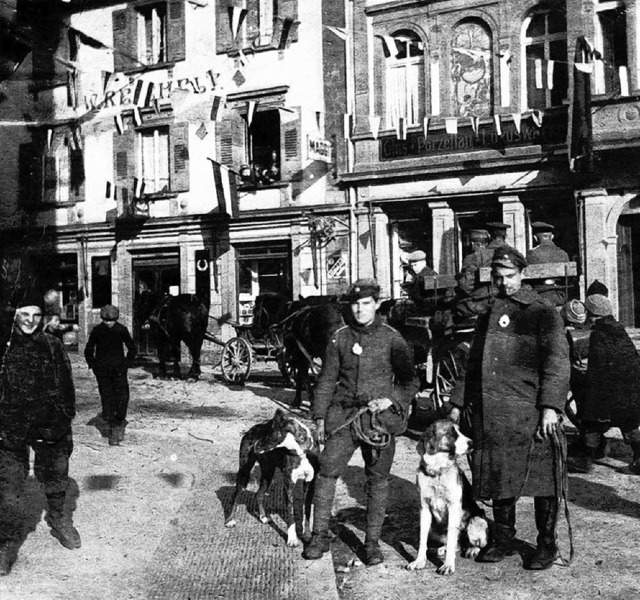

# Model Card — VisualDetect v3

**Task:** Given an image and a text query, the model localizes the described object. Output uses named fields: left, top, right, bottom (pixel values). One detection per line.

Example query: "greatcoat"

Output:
left=450, top=287, right=570, bottom=500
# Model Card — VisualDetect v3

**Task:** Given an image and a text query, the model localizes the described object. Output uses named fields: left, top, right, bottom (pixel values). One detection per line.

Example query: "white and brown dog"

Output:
left=225, top=409, right=319, bottom=547
left=407, top=419, right=489, bottom=575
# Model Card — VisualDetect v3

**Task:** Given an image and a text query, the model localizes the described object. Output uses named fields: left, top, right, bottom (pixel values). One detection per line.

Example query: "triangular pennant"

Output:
left=511, top=113, right=521, bottom=134
left=133, top=177, right=145, bottom=198
left=133, top=106, right=142, bottom=127
left=396, top=116, right=406, bottom=140
left=574, top=62, right=593, bottom=73
left=531, top=109, right=543, bottom=128
left=423, top=116, right=429, bottom=139
left=493, top=114, right=502, bottom=136
left=47, top=128, right=53, bottom=148
left=534, top=58, right=543, bottom=89
left=210, top=95, right=222, bottom=121
left=231, top=5, right=246, bottom=39
left=114, top=114, right=125, bottom=135
left=445, top=118, right=458, bottom=135
left=369, top=115, right=381, bottom=140
left=469, top=116, right=479, bottom=136
left=278, top=107, right=298, bottom=124
left=381, top=35, right=399, bottom=58
left=153, top=98, right=162, bottom=115
left=315, top=110, right=322, bottom=131
left=619, top=66, right=629, bottom=96
left=324, top=25, right=346, bottom=41
left=246, top=100, right=257, bottom=127
left=547, top=60, right=555, bottom=90
left=105, top=181, right=112, bottom=199
left=71, top=126, right=83, bottom=151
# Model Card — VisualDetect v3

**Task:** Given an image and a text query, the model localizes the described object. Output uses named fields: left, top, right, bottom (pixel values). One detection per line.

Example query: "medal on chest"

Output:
left=498, top=314, right=510, bottom=328
left=352, top=342, right=363, bottom=355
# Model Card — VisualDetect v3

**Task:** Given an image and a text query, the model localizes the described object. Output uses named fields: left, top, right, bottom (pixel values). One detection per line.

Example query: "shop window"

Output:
left=383, top=30, right=425, bottom=129
left=524, top=5, right=568, bottom=109
left=112, top=0, right=185, bottom=72
left=451, top=20, right=493, bottom=117
left=594, top=1, right=627, bottom=94
left=139, top=126, right=170, bottom=193
left=91, top=257, right=112, bottom=308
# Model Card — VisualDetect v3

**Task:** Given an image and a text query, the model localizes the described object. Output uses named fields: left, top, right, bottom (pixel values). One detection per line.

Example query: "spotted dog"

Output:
left=225, top=409, right=319, bottom=547
left=407, top=419, right=489, bottom=575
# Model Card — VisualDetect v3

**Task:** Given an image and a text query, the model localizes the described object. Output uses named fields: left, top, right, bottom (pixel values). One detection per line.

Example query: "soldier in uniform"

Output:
left=487, top=222, right=511, bottom=249
left=405, top=250, right=437, bottom=313
left=462, top=229, right=494, bottom=269
left=526, top=222, right=570, bottom=307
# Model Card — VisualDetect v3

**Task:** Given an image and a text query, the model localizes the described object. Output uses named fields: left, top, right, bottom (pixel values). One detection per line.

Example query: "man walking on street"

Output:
left=303, top=279, right=418, bottom=565
left=449, top=246, right=570, bottom=570
left=0, top=291, right=81, bottom=575
left=85, top=304, right=137, bottom=446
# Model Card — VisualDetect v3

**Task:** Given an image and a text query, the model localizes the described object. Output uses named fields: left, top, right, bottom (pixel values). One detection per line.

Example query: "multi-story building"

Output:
left=0, top=0, right=349, bottom=349
left=343, top=0, right=640, bottom=326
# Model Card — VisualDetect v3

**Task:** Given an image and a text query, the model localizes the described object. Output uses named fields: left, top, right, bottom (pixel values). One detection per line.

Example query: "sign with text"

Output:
left=379, top=112, right=567, bottom=160
left=307, top=136, right=333, bottom=163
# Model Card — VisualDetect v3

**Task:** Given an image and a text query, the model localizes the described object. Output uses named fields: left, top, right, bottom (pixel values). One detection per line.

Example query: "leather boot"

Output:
left=568, top=446, right=594, bottom=473
left=476, top=498, right=516, bottom=563
left=108, top=425, right=120, bottom=446
left=528, top=496, right=558, bottom=570
left=303, top=475, right=336, bottom=560
left=364, top=479, right=389, bottom=565
left=46, top=493, right=81, bottom=550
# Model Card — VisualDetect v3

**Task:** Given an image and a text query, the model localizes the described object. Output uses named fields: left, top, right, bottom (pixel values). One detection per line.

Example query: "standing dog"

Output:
left=225, top=409, right=319, bottom=547
left=407, top=419, right=489, bottom=575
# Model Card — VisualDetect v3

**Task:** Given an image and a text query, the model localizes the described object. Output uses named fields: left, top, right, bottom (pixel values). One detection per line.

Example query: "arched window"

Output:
left=524, top=5, right=568, bottom=109
left=384, top=30, right=425, bottom=129
left=450, top=20, right=493, bottom=117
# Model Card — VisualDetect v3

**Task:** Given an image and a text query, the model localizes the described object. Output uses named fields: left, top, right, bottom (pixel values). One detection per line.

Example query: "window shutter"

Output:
left=245, top=0, right=259, bottom=46
left=167, top=1, right=186, bottom=63
left=280, top=105, right=301, bottom=182
left=70, top=148, right=85, bottom=200
left=216, top=111, right=245, bottom=169
left=216, top=1, right=233, bottom=54
left=32, top=18, right=66, bottom=84
left=113, top=127, right=135, bottom=215
left=18, top=142, right=39, bottom=208
left=278, top=0, right=299, bottom=44
left=170, top=122, right=190, bottom=192
left=112, top=8, right=138, bottom=72
left=42, top=133, right=60, bottom=204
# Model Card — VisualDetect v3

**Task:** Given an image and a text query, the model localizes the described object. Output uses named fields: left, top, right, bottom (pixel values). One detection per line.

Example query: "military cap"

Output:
left=469, top=229, right=490, bottom=242
left=15, top=290, right=44, bottom=311
left=100, top=304, right=120, bottom=321
left=407, top=250, right=427, bottom=263
left=586, top=279, right=609, bottom=298
left=585, top=294, right=612, bottom=317
left=491, top=245, right=527, bottom=270
left=561, top=299, right=587, bottom=325
left=487, top=222, right=511, bottom=232
left=346, top=278, right=381, bottom=302
left=531, top=221, right=555, bottom=233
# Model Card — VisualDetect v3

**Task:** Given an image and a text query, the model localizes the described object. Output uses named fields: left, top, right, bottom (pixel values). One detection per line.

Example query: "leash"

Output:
left=551, top=426, right=574, bottom=566
left=329, top=406, right=391, bottom=449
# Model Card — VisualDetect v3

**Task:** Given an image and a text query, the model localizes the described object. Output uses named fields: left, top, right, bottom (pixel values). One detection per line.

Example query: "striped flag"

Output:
left=209, top=158, right=239, bottom=218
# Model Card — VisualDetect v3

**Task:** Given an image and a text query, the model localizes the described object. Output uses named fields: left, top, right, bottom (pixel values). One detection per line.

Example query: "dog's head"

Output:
left=417, top=419, right=472, bottom=459
left=254, top=409, right=317, bottom=456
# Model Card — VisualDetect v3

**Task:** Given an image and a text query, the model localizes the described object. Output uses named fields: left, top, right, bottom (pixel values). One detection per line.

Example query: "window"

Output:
left=243, top=109, right=281, bottom=186
left=524, top=5, right=568, bottom=109
left=258, top=0, right=276, bottom=46
left=451, top=20, right=493, bottom=117
left=139, top=127, right=170, bottom=193
left=594, top=1, right=628, bottom=94
left=384, top=30, right=424, bottom=129
left=92, top=257, right=112, bottom=308
left=138, top=3, right=167, bottom=64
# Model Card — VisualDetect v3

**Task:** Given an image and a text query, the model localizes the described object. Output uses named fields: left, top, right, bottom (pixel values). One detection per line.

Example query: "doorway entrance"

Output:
left=132, top=252, right=180, bottom=355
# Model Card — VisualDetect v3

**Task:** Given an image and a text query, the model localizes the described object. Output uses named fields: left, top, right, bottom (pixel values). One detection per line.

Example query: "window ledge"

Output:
left=139, top=192, right=178, bottom=201
left=238, top=182, right=288, bottom=192
left=124, top=61, right=178, bottom=75
left=37, top=201, right=80, bottom=209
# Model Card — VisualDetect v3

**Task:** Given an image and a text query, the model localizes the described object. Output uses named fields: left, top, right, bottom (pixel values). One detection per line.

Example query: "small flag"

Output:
left=246, top=100, right=257, bottom=127
left=71, top=127, right=83, bottom=151
left=69, top=131, right=78, bottom=151
left=369, top=115, right=381, bottom=140
left=143, top=82, right=154, bottom=107
left=324, top=25, right=347, bottom=41
left=575, top=62, right=593, bottom=73
left=153, top=98, right=162, bottom=115
left=133, top=177, right=145, bottom=198
left=231, top=5, right=246, bottom=39
left=210, top=95, right=222, bottom=121
left=445, top=118, right=458, bottom=135
left=115, top=114, right=125, bottom=135
left=493, top=114, right=502, bottom=136
left=209, top=158, right=239, bottom=218
left=344, top=114, right=353, bottom=139
left=423, top=116, right=429, bottom=139
left=132, top=79, right=146, bottom=105
left=133, top=106, right=142, bottom=127
left=47, top=128, right=53, bottom=148
left=547, top=60, right=555, bottom=89
left=535, top=59, right=543, bottom=89
left=196, top=122, right=208, bottom=140
left=315, top=111, right=322, bottom=132
left=278, top=107, right=298, bottom=123
left=396, top=117, right=406, bottom=140
left=531, top=109, right=543, bottom=128
left=469, top=116, right=479, bottom=136
left=512, top=113, right=521, bottom=134
left=105, top=181, right=112, bottom=198
left=382, top=35, right=399, bottom=58
left=619, top=66, right=629, bottom=96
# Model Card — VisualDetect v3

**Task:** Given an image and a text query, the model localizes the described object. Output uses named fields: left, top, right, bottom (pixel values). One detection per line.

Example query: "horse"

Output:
left=137, top=292, right=210, bottom=381
left=284, top=298, right=346, bottom=408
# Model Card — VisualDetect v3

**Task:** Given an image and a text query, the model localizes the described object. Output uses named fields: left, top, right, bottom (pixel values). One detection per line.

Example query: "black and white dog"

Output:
left=407, top=419, right=489, bottom=575
left=225, top=409, right=319, bottom=547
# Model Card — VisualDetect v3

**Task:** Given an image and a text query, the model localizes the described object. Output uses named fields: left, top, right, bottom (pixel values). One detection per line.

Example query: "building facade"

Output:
left=0, top=0, right=350, bottom=350
left=343, top=0, right=640, bottom=326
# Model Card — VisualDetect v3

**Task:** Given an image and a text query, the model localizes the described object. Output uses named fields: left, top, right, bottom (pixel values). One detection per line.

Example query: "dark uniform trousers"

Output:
left=313, top=427, right=396, bottom=544
left=0, top=429, right=73, bottom=541
left=94, top=365, right=130, bottom=426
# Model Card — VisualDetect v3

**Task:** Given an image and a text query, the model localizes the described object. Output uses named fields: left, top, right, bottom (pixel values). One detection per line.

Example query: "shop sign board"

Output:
left=379, top=111, right=567, bottom=160
left=308, top=136, right=333, bottom=163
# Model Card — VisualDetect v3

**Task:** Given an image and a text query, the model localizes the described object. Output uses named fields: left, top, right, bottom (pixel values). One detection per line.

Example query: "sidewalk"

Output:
left=0, top=355, right=338, bottom=600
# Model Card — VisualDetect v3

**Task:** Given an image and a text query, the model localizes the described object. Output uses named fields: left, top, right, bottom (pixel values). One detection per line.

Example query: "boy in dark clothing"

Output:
left=0, top=292, right=80, bottom=575
left=84, top=304, right=137, bottom=446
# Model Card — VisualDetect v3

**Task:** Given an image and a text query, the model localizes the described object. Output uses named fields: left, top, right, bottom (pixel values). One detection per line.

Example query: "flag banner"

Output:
left=369, top=115, right=381, bottom=140
left=469, top=116, right=479, bottom=135
left=381, top=35, right=399, bottom=58
left=445, top=118, right=458, bottom=135
left=396, top=117, right=407, bottom=140
left=105, top=181, right=112, bottom=198
left=69, top=27, right=108, bottom=50
left=70, top=127, right=82, bottom=151
left=547, top=60, right=554, bottom=89
left=493, top=114, right=502, bottom=136
left=47, top=128, right=53, bottom=148
left=143, top=82, right=154, bottom=107
left=512, top=113, right=521, bottom=133
left=324, top=25, right=347, bottom=41
left=278, top=107, right=298, bottom=124
left=133, top=106, right=142, bottom=127
left=231, top=5, right=246, bottom=39
left=315, top=110, right=322, bottom=131
left=210, top=95, right=222, bottom=121
left=246, top=100, right=257, bottom=127
left=423, top=116, right=429, bottom=139
left=153, top=98, right=161, bottom=115
left=531, top=109, right=543, bottom=128
left=114, top=114, right=125, bottom=135
left=196, top=122, right=208, bottom=140
left=209, top=158, right=239, bottom=218
left=535, top=59, right=543, bottom=89
left=133, top=177, right=145, bottom=198
left=343, top=113, right=353, bottom=139
left=619, top=66, right=629, bottom=96
left=568, top=36, right=593, bottom=172
left=132, top=79, right=146, bottom=105
left=575, top=62, right=593, bottom=73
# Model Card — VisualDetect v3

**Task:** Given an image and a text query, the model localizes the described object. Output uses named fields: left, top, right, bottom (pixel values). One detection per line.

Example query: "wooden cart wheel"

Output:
left=221, top=337, right=253, bottom=384
left=433, top=349, right=459, bottom=412
left=565, top=390, right=581, bottom=430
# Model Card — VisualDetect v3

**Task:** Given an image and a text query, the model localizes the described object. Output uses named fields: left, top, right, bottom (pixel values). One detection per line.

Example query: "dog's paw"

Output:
left=436, top=547, right=446, bottom=559
left=407, top=558, right=428, bottom=571
left=225, top=519, right=236, bottom=528
left=259, top=516, right=270, bottom=524
left=463, top=546, right=481, bottom=559
left=436, top=561, right=456, bottom=576
left=287, top=524, right=300, bottom=547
